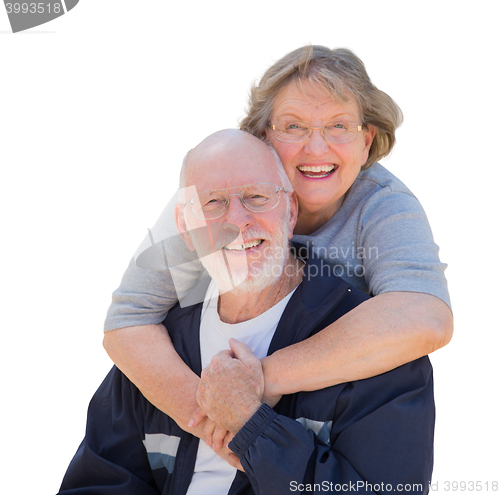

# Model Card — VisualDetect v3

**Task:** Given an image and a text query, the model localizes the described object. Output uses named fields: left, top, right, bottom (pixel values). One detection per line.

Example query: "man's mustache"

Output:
left=189, top=223, right=242, bottom=257
left=135, top=223, right=242, bottom=270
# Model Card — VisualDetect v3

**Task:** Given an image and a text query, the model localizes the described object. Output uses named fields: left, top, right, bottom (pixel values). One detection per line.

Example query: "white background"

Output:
left=1, top=1, right=498, bottom=493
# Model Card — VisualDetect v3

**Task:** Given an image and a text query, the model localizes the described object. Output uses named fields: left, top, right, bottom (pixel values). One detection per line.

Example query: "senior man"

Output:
left=59, top=130, right=434, bottom=495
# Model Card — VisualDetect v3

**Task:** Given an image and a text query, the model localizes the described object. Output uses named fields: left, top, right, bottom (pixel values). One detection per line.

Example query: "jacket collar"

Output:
left=268, top=243, right=351, bottom=355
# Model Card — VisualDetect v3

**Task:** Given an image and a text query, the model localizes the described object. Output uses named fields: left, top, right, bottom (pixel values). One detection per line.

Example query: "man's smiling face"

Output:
left=178, top=130, right=297, bottom=293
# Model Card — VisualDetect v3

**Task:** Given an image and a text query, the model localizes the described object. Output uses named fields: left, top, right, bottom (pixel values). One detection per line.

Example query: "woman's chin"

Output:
left=298, top=189, right=343, bottom=212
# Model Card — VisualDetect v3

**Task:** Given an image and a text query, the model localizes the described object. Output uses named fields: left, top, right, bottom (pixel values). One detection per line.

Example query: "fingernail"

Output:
left=188, top=419, right=194, bottom=427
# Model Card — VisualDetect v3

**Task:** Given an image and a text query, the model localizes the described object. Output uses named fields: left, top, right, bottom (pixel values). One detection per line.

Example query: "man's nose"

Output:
left=305, top=128, right=330, bottom=155
left=223, top=194, right=254, bottom=229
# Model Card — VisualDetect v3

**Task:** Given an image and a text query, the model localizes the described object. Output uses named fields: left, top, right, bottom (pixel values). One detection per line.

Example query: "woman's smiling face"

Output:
left=267, top=80, right=375, bottom=221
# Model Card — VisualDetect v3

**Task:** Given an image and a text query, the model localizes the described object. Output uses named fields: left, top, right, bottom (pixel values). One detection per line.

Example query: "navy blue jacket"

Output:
left=59, top=255, right=435, bottom=494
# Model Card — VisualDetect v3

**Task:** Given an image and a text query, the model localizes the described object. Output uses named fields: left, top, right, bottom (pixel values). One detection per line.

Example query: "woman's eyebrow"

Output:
left=274, top=111, right=305, bottom=121
left=325, top=113, right=357, bottom=121
left=275, top=111, right=357, bottom=121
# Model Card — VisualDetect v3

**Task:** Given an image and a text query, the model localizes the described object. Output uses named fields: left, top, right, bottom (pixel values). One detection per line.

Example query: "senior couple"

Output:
left=59, top=46, right=452, bottom=494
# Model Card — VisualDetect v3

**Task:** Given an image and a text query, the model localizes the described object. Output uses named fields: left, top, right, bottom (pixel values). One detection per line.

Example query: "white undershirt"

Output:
left=186, top=281, right=295, bottom=495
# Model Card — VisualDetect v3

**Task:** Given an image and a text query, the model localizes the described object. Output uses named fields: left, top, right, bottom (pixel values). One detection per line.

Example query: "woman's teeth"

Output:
left=224, top=239, right=263, bottom=251
left=297, top=165, right=336, bottom=178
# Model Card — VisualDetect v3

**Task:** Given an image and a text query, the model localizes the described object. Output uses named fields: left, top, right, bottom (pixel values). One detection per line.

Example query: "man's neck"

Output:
left=217, top=254, right=304, bottom=324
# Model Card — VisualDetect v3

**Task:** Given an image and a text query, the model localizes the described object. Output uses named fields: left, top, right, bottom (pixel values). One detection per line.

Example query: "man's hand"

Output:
left=196, top=339, right=264, bottom=434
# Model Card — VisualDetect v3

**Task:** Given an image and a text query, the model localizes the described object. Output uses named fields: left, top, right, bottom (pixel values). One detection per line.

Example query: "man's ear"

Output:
left=288, top=191, right=299, bottom=240
left=174, top=203, right=196, bottom=251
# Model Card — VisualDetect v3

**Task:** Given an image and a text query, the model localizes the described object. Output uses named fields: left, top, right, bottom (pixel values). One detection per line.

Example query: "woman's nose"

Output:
left=305, top=128, right=330, bottom=155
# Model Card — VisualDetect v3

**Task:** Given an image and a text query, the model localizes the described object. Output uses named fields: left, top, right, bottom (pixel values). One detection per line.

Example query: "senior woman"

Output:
left=103, top=46, right=452, bottom=446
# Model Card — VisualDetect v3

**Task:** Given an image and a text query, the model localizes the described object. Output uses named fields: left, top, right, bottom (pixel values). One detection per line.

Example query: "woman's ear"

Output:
left=363, top=124, right=377, bottom=161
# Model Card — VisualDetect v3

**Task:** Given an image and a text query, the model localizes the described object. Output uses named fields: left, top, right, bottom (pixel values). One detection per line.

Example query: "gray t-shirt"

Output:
left=104, top=163, right=450, bottom=332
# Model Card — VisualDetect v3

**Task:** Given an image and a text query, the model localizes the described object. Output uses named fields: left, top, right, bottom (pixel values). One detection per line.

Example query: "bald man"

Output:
left=59, top=130, right=434, bottom=495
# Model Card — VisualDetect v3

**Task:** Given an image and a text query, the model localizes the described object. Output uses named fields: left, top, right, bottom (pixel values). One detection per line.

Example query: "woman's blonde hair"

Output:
left=239, top=45, right=403, bottom=169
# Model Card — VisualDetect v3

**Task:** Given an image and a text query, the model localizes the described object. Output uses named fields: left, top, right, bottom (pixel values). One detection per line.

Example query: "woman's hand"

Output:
left=189, top=408, right=230, bottom=450
left=214, top=432, right=244, bottom=472
left=189, top=409, right=243, bottom=471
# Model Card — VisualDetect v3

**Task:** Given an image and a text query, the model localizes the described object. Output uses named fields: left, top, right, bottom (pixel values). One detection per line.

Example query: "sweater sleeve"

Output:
left=104, top=192, right=205, bottom=332
left=229, top=357, right=434, bottom=495
left=104, top=259, right=179, bottom=332
left=359, top=186, right=451, bottom=309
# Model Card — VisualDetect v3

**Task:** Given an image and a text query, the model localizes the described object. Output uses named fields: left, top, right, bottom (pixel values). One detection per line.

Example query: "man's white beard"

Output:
left=190, top=213, right=290, bottom=295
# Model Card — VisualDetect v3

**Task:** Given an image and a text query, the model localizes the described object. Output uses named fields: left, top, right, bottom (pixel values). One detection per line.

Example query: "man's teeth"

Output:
left=224, top=239, right=264, bottom=251
left=297, top=165, right=336, bottom=178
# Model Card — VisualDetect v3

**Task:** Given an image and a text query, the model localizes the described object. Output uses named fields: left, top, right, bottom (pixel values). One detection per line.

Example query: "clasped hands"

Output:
left=188, top=339, right=281, bottom=471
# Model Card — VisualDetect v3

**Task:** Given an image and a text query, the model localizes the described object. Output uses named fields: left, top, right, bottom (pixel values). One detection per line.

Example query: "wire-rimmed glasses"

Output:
left=183, top=182, right=286, bottom=220
left=269, top=121, right=363, bottom=144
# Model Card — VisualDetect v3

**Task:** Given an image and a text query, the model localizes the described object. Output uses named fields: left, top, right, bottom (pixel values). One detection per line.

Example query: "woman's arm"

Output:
left=261, top=291, right=452, bottom=401
left=103, top=324, right=202, bottom=434
left=103, top=325, right=244, bottom=465
left=104, top=290, right=452, bottom=427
